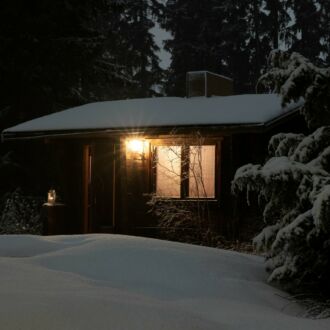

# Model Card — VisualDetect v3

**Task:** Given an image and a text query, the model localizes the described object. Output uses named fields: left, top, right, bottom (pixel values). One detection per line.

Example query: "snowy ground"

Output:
left=0, top=234, right=329, bottom=330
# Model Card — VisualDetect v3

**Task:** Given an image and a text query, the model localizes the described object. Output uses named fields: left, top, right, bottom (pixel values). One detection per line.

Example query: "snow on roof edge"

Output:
left=2, top=94, right=303, bottom=139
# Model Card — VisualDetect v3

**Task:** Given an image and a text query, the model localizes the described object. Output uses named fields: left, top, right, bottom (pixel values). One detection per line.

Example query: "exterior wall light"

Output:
left=126, top=139, right=148, bottom=160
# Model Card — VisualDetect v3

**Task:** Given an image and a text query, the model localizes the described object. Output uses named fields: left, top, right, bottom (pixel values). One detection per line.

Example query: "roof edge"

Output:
left=1, top=123, right=269, bottom=141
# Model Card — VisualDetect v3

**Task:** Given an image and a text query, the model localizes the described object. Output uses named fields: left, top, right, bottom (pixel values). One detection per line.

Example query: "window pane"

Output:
left=156, top=146, right=181, bottom=197
left=189, top=145, right=215, bottom=198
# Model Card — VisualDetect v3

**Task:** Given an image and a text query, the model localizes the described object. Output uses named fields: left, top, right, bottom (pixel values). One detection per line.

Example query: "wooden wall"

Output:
left=118, top=137, right=156, bottom=235
left=49, top=140, right=84, bottom=234
left=44, top=121, right=305, bottom=240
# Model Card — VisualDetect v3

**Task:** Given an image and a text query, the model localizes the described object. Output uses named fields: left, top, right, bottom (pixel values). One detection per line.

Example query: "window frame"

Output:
left=150, top=138, right=222, bottom=201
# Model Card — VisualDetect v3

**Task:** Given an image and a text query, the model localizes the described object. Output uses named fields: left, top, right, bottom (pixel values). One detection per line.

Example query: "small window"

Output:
left=155, top=144, right=216, bottom=199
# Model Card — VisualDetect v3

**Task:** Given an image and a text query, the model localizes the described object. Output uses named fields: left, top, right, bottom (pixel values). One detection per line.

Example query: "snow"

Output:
left=259, top=50, right=330, bottom=128
left=0, top=234, right=329, bottom=330
left=2, top=94, right=301, bottom=136
left=150, top=22, right=172, bottom=69
left=253, top=223, right=280, bottom=251
left=232, top=126, right=330, bottom=289
left=312, top=184, right=330, bottom=232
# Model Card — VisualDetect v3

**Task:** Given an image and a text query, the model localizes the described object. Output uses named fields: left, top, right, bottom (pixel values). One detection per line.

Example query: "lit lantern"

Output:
left=47, top=189, right=56, bottom=205
left=126, top=139, right=148, bottom=160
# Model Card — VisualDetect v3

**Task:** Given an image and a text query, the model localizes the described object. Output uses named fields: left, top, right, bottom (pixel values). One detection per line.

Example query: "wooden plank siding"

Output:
left=47, top=134, right=233, bottom=237
left=82, top=144, right=90, bottom=233
left=39, top=112, right=307, bottom=239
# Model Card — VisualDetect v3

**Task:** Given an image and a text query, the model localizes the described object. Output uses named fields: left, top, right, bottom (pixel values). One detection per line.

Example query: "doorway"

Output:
left=84, top=142, right=116, bottom=233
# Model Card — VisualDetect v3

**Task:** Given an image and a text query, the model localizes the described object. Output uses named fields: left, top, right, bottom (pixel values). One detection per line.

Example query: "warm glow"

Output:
left=126, top=138, right=149, bottom=160
left=127, top=139, right=145, bottom=154
left=47, top=189, right=56, bottom=205
left=189, top=145, right=215, bottom=198
left=156, top=146, right=181, bottom=197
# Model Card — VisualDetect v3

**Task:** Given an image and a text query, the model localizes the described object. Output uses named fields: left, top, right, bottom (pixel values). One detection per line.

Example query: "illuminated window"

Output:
left=189, top=145, right=215, bottom=198
left=156, top=146, right=181, bottom=198
left=155, top=145, right=216, bottom=199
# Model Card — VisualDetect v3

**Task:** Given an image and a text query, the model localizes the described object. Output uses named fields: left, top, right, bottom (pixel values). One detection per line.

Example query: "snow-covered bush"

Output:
left=0, top=189, right=43, bottom=234
left=233, top=51, right=330, bottom=293
left=148, top=194, right=223, bottom=247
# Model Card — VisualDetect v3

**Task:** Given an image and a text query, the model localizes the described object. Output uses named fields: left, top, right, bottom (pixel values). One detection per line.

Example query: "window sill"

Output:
left=153, top=197, right=219, bottom=203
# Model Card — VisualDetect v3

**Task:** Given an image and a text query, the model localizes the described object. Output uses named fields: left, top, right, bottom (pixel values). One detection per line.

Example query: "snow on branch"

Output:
left=232, top=126, right=330, bottom=289
left=258, top=50, right=330, bottom=128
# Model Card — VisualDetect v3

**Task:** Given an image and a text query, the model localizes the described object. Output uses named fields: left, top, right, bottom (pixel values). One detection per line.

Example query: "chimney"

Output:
left=186, top=71, right=233, bottom=97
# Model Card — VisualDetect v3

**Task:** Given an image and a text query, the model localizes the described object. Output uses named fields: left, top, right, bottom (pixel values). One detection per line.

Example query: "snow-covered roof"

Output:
left=2, top=94, right=301, bottom=139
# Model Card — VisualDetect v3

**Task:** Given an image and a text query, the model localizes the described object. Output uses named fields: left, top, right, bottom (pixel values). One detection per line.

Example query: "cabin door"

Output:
left=88, top=142, right=116, bottom=232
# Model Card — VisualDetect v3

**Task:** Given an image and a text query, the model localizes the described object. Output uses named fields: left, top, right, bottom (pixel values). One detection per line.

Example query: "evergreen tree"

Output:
left=116, top=0, right=163, bottom=98
left=259, top=50, right=330, bottom=128
left=162, top=0, right=274, bottom=94
left=218, top=0, right=251, bottom=93
left=244, top=0, right=271, bottom=90
left=319, top=0, right=330, bottom=65
left=0, top=0, right=163, bottom=129
left=264, top=0, right=292, bottom=50
left=232, top=51, right=330, bottom=294
left=160, top=0, right=224, bottom=96
left=0, top=0, right=163, bottom=209
left=0, top=0, right=108, bottom=126
left=161, top=0, right=329, bottom=95
left=287, top=0, right=325, bottom=64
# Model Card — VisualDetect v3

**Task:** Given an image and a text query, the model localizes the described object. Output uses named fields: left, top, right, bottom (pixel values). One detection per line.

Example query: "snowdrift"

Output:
left=0, top=234, right=328, bottom=330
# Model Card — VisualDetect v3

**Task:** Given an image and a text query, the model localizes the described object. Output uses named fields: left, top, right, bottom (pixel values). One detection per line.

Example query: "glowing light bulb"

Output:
left=127, top=139, right=144, bottom=153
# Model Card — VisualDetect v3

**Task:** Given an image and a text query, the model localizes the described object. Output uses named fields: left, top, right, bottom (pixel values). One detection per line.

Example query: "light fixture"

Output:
left=47, top=189, right=56, bottom=205
left=127, top=139, right=144, bottom=153
left=126, top=138, right=148, bottom=160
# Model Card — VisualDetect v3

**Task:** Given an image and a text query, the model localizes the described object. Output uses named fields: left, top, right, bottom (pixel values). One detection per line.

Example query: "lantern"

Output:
left=47, top=189, right=56, bottom=205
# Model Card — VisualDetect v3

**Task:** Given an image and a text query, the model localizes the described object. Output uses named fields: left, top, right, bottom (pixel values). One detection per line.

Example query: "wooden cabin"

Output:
left=1, top=72, right=304, bottom=238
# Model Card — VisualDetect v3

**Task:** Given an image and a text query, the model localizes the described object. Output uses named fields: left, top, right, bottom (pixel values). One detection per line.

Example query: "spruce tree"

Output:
left=162, top=0, right=274, bottom=94
left=216, top=0, right=271, bottom=93
left=287, top=0, right=325, bottom=64
left=160, top=0, right=224, bottom=96
left=245, top=0, right=271, bottom=90
left=232, top=51, right=330, bottom=294
left=116, top=0, right=163, bottom=98
left=0, top=0, right=163, bottom=128
left=218, top=0, right=251, bottom=93
left=264, top=0, right=292, bottom=50
left=0, top=0, right=163, bottom=208
left=319, top=0, right=330, bottom=65
left=0, top=0, right=112, bottom=125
